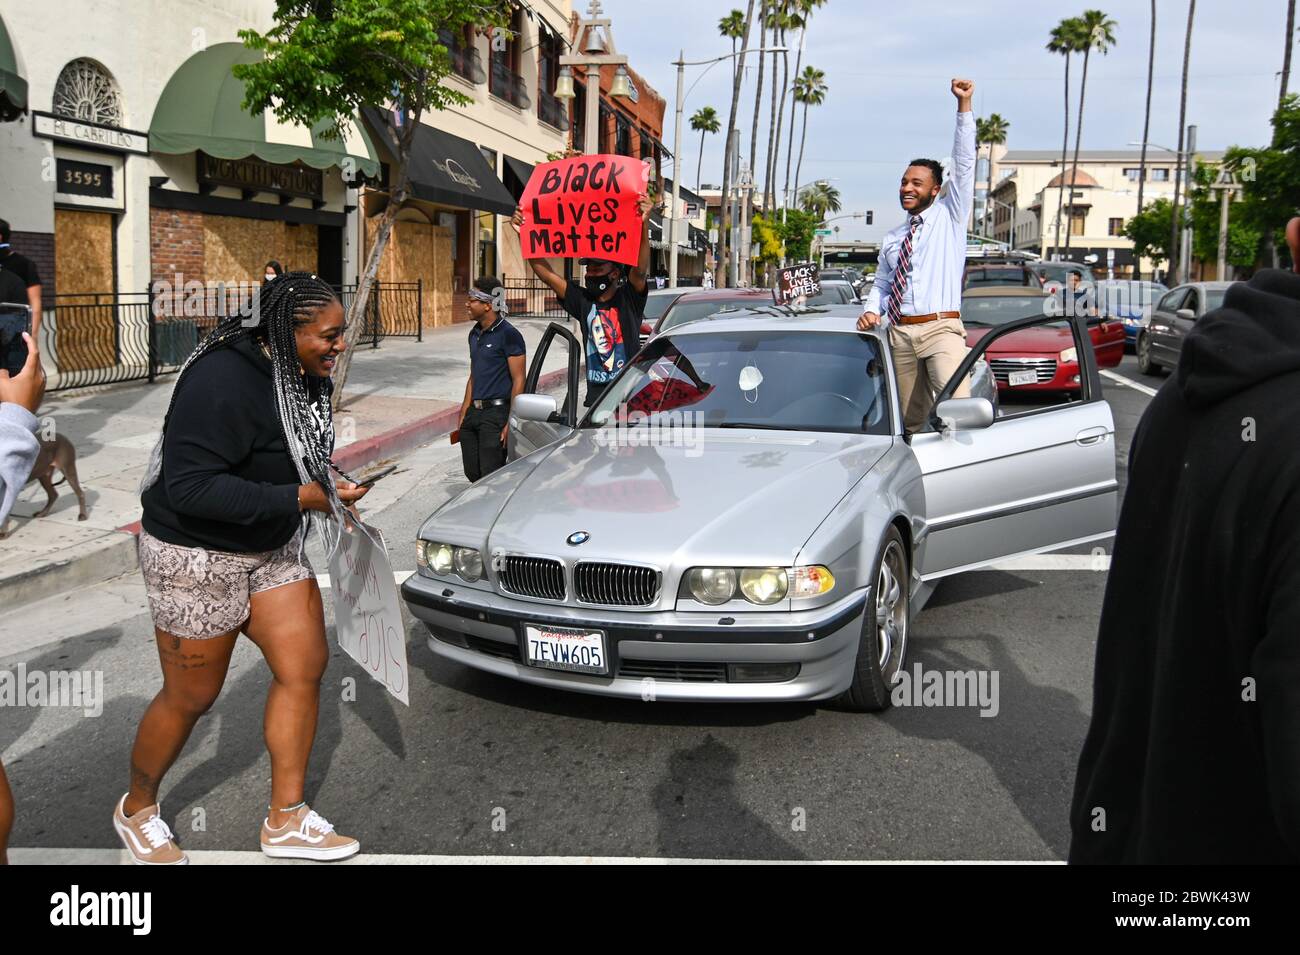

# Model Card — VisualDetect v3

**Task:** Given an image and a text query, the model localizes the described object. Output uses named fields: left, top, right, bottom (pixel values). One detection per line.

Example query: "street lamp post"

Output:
left=1130, top=129, right=1196, bottom=284
left=559, top=1, right=631, bottom=157
left=667, top=46, right=786, bottom=288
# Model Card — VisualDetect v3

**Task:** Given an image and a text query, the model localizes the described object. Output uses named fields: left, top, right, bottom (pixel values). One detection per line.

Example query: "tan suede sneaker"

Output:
left=113, top=794, right=188, bottom=865
left=260, top=805, right=360, bottom=861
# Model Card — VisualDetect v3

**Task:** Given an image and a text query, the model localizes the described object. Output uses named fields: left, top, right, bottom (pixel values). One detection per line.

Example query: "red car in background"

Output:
left=960, top=287, right=1124, bottom=394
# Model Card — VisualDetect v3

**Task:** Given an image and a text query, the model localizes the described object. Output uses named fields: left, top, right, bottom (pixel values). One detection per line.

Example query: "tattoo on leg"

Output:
left=170, top=635, right=180, bottom=651
left=130, top=761, right=157, bottom=804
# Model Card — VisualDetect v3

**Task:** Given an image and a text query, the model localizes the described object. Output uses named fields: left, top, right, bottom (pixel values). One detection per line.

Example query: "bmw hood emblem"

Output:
left=566, top=531, right=591, bottom=546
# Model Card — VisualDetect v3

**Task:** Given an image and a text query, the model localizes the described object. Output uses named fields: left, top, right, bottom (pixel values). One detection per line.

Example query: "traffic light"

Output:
left=865, top=210, right=873, bottom=225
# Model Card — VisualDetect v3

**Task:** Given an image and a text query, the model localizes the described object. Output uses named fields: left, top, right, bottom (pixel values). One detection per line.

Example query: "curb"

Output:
left=1, top=366, right=570, bottom=610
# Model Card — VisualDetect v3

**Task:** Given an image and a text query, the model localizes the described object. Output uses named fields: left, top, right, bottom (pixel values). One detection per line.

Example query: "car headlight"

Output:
left=1059, top=347, right=1077, bottom=364
left=791, top=565, right=836, bottom=598
left=423, top=541, right=454, bottom=576
left=453, top=546, right=484, bottom=581
left=686, top=567, right=737, bottom=604
left=739, top=567, right=788, bottom=605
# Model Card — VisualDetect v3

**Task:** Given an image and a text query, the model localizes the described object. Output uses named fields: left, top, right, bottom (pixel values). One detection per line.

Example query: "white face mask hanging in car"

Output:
left=738, top=364, right=763, bottom=403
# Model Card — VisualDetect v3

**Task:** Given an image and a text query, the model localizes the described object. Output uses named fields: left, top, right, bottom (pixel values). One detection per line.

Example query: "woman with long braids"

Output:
left=114, top=272, right=368, bottom=864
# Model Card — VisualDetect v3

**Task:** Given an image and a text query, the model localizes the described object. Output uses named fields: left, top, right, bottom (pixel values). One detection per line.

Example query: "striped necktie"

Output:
left=886, top=215, right=923, bottom=323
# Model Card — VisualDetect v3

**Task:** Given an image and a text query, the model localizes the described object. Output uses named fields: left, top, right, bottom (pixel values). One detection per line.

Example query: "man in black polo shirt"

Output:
left=0, top=219, right=42, bottom=339
left=457, top=275, right=526, bottom=482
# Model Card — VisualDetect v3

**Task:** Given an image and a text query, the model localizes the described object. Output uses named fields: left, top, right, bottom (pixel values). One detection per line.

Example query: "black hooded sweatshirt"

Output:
left=1069, top=269, right=1300, bottom=864
left=140, top=336, right=322, bottom=553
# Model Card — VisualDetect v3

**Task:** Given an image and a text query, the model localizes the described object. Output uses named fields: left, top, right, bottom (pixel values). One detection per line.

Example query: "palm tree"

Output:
left=1168, top=0, right=1195, bottom=284
left=690, top=106, right=721, bottom=193
left=1062, top=10, right=1118, bottom=258
left=784, top=0, right=826, bottom=211
left=719, top=9, right=745, bottom=77
left=768, top=6, right=803, bottom=216
left=799, top=180, right=841, bottom=219
left=1281, top=0, right=1296, bottom=109
left=750, top=3, right=768, bottom=189
left=792, top=65, right=827, bottom=207
left=718, top=1, right=756, bottom=286
left=976, top=113, right=1010, bottom=240
left=1046, top=18, right=1084, bottom=259
left=1135, top=0, right=1156, bottom=280
left=763, top=3, right=794, bottom=216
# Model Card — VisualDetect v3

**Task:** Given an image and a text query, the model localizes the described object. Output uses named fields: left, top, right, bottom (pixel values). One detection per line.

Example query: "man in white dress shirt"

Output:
left=859, top=78, right=976, bottom=432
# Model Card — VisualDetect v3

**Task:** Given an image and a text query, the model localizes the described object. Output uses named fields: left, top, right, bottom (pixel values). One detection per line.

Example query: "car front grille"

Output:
left=989, top=358, right=1057, bottom=384
left=618, top=659, right=728, bottom=682
left=574, top=562, right=661, bottom=606
left=498, top=556, right=566, bottom=601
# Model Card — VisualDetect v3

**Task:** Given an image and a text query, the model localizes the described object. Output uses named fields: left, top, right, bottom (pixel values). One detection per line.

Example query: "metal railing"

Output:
left=450, top=45, right=486, bottom=85
left=42, top=280, right=423, bottom=393
left=537, top=91, right=571, bottom=131
left=489, top=59, right=532, bottom=110
left=501, top=278, right=565, bottom=318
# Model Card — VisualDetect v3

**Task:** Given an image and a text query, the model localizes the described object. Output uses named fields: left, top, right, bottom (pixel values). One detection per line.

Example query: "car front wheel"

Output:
left=838, top=526, right=909, bottom=712
left=1136, top=333, right=1164, bottom=376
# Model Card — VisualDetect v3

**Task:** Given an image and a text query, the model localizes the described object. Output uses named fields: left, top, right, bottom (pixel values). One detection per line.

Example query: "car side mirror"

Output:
left=514, top=393, right=559, bottom=422
left=1175, top=308, right=1195, bottom=320
left=934, top=397, right=995, bottom=431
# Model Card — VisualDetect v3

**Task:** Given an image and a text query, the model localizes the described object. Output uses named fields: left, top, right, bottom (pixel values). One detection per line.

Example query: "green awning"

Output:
left=0, top=12, right=27, bottom=121
left=149, top=42, right=379, bottom=177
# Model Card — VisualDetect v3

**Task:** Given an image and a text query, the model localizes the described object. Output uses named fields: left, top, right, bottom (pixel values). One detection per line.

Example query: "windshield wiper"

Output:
left=714, top=422, right=804, bottom=430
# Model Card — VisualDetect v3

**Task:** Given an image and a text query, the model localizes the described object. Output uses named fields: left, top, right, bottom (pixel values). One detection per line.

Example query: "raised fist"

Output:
left=951, top=78, right=974, bottom=100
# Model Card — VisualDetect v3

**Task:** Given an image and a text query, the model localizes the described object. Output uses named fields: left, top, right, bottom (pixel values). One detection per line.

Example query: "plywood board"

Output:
left=54, top=208, right=117, bottom=372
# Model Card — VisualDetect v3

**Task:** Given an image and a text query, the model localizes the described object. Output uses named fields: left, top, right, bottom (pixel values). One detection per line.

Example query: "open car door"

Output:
left=911, top=312, right=1118, bottom=579
left=507, top=321, right=581, bottom=461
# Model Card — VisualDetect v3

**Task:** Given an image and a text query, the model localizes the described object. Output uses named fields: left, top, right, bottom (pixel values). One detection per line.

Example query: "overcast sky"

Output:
left=600, top=0, right=1292, bottom=243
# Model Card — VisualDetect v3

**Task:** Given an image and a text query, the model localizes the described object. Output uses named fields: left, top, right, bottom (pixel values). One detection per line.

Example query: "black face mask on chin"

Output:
left=584, top=273, right=619, bottom=298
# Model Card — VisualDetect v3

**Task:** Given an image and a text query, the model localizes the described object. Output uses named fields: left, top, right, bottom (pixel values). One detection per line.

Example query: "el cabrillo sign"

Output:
left=197, top=152, right=323, bottom=201
left=32, top=111, right=149, bottom=155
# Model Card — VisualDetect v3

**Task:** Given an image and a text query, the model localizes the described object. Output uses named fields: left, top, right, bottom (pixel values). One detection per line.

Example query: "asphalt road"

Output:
left=0, top=356, right=1159, bottom=862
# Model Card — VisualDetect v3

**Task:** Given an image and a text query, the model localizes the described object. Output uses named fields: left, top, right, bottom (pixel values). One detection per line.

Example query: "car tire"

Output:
left=1136, top=333, right=1163, bottom=376
left=837, top=526, right=909, bottom=713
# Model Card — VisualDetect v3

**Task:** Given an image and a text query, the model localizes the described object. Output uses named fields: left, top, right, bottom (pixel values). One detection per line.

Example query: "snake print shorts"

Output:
left=138, top=528, right=314, bottom=639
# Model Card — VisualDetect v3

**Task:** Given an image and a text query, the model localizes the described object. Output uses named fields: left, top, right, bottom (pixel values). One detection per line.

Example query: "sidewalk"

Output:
left=0, top=317, right=570, bottom=608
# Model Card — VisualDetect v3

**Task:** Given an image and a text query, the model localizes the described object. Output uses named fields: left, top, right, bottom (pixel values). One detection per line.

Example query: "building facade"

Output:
left=987, top=148, right=1223, bottom=278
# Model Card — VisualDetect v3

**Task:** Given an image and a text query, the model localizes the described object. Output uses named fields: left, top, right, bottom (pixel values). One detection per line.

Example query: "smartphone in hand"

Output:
left=0, top=304, right=33, bottom=378
left=355, top=465, right=397, bottom=488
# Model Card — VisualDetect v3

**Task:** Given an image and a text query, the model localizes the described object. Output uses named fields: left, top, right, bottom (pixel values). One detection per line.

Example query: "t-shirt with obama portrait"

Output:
left=562, top=282, right=647, bottom=406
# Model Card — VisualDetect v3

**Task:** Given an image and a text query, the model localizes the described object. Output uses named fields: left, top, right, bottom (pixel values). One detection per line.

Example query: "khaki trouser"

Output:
left=888, top=317, right=972, bottom=433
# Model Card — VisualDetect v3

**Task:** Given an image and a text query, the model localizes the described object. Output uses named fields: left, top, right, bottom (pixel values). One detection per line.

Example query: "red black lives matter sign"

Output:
left=774, top=262, right=821, bottom=304
left=519, top=154, right=646, bottom=267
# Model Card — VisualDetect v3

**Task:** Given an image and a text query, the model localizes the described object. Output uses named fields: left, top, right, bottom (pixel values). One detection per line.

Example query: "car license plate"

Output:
left=524, top=624, right=608, bottom=675
left=1008, top=369, right=1037, bottom=387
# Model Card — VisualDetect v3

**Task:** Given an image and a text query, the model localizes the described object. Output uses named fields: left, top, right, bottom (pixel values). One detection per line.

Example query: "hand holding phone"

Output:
left=355, top=464, right=397, bottom=488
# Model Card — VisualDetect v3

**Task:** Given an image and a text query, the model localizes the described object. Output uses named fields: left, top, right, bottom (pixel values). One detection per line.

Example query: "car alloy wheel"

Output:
left=875, top=539, right=908, bottom=681
left=1137, top=333, right=1162, bottom=376
left=838, top=526, right=910, bottom=712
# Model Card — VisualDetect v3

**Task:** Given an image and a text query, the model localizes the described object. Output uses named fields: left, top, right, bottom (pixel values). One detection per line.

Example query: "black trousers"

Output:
left=460, top=403, right=509, bottom=482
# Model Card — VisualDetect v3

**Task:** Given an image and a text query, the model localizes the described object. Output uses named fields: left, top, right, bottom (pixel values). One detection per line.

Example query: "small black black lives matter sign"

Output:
left=774, top=262, right=821, bottom=304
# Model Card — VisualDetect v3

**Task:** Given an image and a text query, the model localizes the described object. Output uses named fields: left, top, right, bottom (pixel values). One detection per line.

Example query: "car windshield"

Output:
left=1036, top=264, right=1088, bottom=284
left=658, top=296, right=762, bottom=331
left=966, top=268, right=1036, bottom=288
left=804, top=282, right=855, bottom=305
left=584, top=329, right=892, bottom=435
left=961, top=294, right=1052, bottom=326
left=1097, top=281, right=1167, bottom=315
left=642, top=293, right=680, bottom=322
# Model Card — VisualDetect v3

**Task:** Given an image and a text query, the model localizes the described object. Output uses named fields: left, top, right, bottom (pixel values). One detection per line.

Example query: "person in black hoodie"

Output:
left=115, top=273, right=369, bottom=865
left=1070, top=218, right=1300, bottom=864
